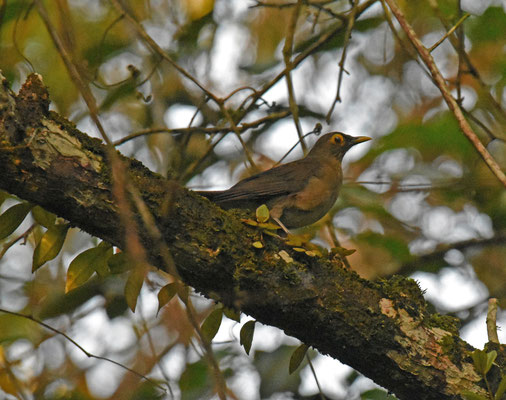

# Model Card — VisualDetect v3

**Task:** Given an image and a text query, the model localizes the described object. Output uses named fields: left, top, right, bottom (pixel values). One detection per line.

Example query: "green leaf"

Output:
left=124, top=264, right=148, bottom=312
left=471, top=349, right=497, bottom=375
left=108, top=251, right=131, bottom=274
left=468, top=7, right=506, bottom=42
left=31, top=206, right=56, bottom=228
left=356, top=232, right=411, bottom=263
left=129, top=381, right=165, bottom=400
left=0, top=314, right=43, bottom=343
left=462, top=391, right=489, bottom=400
left=289, top=344, right=308, bottom=374
left=157, top=282, right=179, bottom=313
left=39, top=280, right=102, bottom=320
left=201, top=307, right=223, bottom=342
left=0, top=191, right=8, bottom=208
left=66, top=242, right=112, bottom=293
left=177, top=285, right=190, bottom=303
left=256, top=204, right=270, bottom=223
left=0, top=202, right=33, bottom=240
left=257, top=222, right=281, bottom=230
left=240, top=320, right=255, bottom=355
left=32, top=223, right=69, bottom=272
left=254, top=345, right=303, bottom=398
left=223, top=306, right=240, bottom=322
left=179, top=360, right=210, bottom=399
left=332, top=246, right=357, bottom=257
left=495, top=374, right=506, bottom=400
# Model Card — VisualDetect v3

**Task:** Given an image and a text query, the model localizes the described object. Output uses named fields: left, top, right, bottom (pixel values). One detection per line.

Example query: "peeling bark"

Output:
left=0, top=72, right=502, bottom=400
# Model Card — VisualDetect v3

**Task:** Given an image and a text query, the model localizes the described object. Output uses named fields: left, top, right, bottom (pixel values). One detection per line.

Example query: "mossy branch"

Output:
left=0, top=72, right=499, bottom=400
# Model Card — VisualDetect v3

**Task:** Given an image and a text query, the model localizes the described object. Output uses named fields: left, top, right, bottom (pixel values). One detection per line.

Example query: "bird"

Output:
left=197, top=132, right=371, bottom=232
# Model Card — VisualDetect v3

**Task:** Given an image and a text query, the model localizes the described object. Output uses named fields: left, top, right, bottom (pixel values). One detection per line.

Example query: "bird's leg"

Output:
left=273, top=217, right=291, bottom=235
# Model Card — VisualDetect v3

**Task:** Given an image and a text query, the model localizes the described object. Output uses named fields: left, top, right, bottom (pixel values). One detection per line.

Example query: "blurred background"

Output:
left=0, top=0, right=505, bottom=399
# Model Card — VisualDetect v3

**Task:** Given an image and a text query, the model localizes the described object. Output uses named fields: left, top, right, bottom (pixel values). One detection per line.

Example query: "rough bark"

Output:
left=0, top=72, right=502, bottom=400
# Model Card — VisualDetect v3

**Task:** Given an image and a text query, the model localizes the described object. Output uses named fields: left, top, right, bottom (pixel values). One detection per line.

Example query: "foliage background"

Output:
left=0, top=0, right=505, bottom=399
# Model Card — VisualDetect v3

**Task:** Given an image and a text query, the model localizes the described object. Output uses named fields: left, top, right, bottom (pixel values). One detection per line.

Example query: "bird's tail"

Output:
left=195, top=191, right=224, bottom=202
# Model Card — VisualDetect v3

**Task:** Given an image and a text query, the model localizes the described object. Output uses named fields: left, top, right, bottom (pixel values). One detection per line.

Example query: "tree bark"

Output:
left=0, top=72, right=500, bottom=399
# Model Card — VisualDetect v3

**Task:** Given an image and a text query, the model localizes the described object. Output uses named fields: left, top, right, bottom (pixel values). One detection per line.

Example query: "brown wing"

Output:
left=201, top=158, right=316, bottom=204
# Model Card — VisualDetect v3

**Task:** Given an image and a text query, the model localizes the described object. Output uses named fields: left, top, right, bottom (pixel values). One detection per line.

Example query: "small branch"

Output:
left=306, top=354, right=326, bottom=400
left=109, top=0, right=220, bottom=105
left=384, top=0, right=506, bottom=187
left=428, top=13, right=469, bottom=53
left=486, top=298, right=500, bottom=344
left=0, top=223, right=35, bottom=259
left=238, top=0, right=378, bottom=123
left=326, top=0, right=358, bottom=122
left=282, top=0, right=307, bottom=153
left=112, top=110, right=291, bottom=146
left=0, top=308, right=168, bottom=393
left=397, top=233, right=506, bottom=276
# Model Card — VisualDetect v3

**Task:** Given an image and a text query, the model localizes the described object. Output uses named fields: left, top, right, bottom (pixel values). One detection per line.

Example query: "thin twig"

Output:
left=282, top=0, right=307, bottom=153
left=326, top=0, right=359, bottom=122
left=108, top=0, right=256, bottom=169
left=113, top=110, right=291, bottom=146
left=0, top=308, right=167, bottom=393
left=238, top=0, right=378, bottom=122
left=428, top=13, right=469, bottom=53
left=486, top=298, right=499, bottom=344
left=0, top=223, right=35, bottom=259
left=384, top=0, right=506, bottom=187
left=306, top=354, right=326, bottom=400
left=109, top=0, right=219, bottom=105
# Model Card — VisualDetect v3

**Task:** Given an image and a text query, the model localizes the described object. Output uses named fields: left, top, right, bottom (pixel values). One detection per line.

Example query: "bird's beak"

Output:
left=351, top=136, right=372, bottom=145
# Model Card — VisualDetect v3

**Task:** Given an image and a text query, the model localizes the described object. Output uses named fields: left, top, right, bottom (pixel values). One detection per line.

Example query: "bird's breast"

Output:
left=271, top=160, right=343, bottom=228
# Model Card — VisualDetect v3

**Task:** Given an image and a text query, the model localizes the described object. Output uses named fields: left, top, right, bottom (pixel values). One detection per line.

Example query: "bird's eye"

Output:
left=330, top=133, right=344, bottom=145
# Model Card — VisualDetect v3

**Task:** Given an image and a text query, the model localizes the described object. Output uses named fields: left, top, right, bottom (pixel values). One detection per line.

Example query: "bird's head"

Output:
left=307, top=132, right=371, bottom=160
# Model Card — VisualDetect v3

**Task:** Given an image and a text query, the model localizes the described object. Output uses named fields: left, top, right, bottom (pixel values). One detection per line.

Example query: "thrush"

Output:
left=197, top=132, right=371, bottom=231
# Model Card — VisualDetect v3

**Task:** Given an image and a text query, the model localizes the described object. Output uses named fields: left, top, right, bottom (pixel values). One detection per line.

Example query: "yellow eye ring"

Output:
left=330, top=133, right=344, bottom=145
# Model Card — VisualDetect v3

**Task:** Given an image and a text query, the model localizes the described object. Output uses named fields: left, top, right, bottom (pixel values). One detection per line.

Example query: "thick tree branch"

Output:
left=0, top=73, right=500, bottom=399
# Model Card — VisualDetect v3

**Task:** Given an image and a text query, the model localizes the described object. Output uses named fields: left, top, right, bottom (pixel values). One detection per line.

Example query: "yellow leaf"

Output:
left=241, top=219, right=258, bottom=226
left=256, top=204, right=270, bottom=223
left=157, top=282, right=179, bottom=313
left=257, top=222, right=281, bottom=230
left=252, top=241, right=264, bottom=248
left=32, top=223, right=69, bottom=272
left=66, top=243, right=112, bottom=293
left=332, top=246, right=356, bottom=257
left=125, top=263, right=148, bottom=312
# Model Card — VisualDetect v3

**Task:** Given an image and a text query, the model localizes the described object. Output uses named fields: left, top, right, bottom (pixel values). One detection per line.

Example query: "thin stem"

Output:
left=326, top=0, right=359, bottom=122
left=427, top=13, right=469, bottom=53
left=486, top=298, right=499, bottom=344
left=384, top=0, right=506, bottom=187
left=0, top=308, right=167, bottom=393
left=306, top=354, right=326, bottom=400
left=282, top=0, right=307, bottom=153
